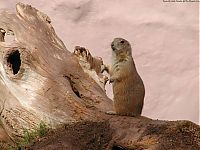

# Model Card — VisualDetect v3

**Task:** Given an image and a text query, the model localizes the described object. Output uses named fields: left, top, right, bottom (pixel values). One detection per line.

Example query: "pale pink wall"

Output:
left=0, top=0, right=199, bottom=124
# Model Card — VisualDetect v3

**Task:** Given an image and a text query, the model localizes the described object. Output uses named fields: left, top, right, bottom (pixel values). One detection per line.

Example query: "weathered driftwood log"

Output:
left=0, top=2, right=112, bottom=139
left=0, top=3, right=199, bottom=150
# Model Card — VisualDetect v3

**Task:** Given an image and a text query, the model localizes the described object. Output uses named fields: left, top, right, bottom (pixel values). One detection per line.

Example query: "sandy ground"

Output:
left=0, top=0, right=199, bottom=124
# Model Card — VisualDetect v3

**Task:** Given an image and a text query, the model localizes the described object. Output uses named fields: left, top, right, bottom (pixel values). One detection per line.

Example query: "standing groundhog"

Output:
left=105, top=37, right=145, bottom=116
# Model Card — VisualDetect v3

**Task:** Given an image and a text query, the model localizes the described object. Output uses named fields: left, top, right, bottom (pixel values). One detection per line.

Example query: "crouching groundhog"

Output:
left=103, top=38, right=145, bottom=116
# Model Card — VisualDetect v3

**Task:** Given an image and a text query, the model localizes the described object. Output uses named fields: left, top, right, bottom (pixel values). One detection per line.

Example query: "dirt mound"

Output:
left=26, top=117, right=200, bottom=150
left=28, top=121, right=113, bottom=150
left=2, top=117, right=200, bottom=150
left=109, top=116, right=200, bottom=150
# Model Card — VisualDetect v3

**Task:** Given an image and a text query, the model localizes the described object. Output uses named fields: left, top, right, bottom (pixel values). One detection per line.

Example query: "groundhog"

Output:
left=105, top=37, right=145, bottom=116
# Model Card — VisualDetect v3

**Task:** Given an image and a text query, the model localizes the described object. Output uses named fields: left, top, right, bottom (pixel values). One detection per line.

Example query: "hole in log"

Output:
left=64, top=75, right=81, bottom=98
left=73, top=88, right=81, bottom=98
left=7, top=50, right=21, bottom=75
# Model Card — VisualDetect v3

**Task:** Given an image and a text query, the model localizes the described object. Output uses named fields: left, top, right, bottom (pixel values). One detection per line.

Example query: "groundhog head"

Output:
left=111, top=38, right=132, bottom=56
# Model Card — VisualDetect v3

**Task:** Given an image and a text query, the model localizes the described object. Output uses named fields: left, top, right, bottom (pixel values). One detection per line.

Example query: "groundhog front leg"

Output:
left=109, top=76, right=117, bottom=83
left=109, top=72, right=122, bottom=83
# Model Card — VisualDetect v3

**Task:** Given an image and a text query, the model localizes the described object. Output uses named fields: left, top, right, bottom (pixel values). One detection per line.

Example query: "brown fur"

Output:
left=109, top=38, right=145, bottom=116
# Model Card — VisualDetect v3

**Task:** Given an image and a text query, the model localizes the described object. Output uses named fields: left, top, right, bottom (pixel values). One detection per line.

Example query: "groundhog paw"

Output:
left=101, top=64, right=110, bottom=73
left=109, top=78, right=115, bottom=84
left=106, top=111, right=117, bottom=115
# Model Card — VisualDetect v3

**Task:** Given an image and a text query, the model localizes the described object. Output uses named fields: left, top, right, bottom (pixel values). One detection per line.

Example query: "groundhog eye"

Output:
left=120, top=40, right=125, bottom=44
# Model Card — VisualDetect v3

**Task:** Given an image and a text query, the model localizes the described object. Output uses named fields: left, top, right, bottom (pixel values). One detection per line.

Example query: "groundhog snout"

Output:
left=111, top=43, right=116, bottom=51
